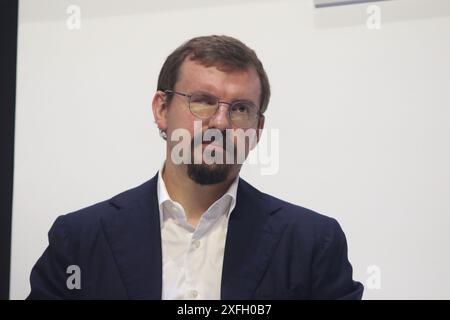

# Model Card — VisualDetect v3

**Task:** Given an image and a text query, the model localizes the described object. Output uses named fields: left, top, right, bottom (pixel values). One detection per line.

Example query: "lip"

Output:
left=202, top=142, right=224, bottom=150
left=201, top=142, right=226, bottom=155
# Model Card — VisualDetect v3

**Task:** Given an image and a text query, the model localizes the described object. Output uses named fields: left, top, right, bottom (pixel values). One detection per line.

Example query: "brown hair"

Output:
left=157, top=35, right=271, bottom=113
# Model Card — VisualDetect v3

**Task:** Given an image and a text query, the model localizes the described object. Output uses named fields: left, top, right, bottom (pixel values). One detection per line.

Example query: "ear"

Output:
left=256, top=113, right=265, bottom=144
left=247, top=113, right=265, bottom=152
left=152, top=90, right=168, bottom=132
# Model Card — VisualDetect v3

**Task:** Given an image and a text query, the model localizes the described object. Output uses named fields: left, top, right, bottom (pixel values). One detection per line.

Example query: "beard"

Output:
left=187, top=162, right=233, bottom=185
left=186, top=129, right=235, bottom=185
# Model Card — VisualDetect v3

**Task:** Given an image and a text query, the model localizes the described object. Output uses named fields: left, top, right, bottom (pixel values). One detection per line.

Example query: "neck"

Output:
left=162, top=160, right=237, bottom=226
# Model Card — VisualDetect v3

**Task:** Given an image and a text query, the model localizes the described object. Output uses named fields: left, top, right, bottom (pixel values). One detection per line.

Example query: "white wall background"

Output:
left=11, top=0, right=450, bottom=299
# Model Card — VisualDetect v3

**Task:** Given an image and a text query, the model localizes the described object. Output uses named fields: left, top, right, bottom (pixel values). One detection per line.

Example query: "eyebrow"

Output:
left=190, top=90, right=257, bottom=106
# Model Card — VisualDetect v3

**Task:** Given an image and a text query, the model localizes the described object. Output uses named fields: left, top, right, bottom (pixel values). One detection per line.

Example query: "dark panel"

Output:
left=0, top=0, right=19, bottom=301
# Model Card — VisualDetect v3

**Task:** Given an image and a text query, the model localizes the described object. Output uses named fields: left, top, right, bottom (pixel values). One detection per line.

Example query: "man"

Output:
left=28, top=35, right=363, bottom=299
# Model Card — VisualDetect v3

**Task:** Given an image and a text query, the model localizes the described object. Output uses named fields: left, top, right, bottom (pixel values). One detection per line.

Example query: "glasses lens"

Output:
left=189, top=93, right=218, bottom=119
left=230, top=102, right=258, bottom=127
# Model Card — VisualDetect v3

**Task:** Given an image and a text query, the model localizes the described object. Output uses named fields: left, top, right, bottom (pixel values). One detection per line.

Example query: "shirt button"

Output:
left=190, top=290, right=198, bottom=298
left=192, top=240, right=201, bottom=249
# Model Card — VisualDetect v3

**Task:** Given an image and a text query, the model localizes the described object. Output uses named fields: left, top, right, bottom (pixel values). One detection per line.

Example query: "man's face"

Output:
left=157, top=58, right=264, bottom=185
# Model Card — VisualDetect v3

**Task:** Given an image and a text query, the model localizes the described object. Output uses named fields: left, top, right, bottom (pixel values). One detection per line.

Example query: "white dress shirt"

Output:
left=157, top=163, right=239, bottom=300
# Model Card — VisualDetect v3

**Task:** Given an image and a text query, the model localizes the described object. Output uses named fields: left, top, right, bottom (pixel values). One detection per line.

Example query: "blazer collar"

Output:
left=101, top=172, right=284, bottom=299
left=221, top=178, right=284, bottom=299
left=101, top=172, right=162, bottom=299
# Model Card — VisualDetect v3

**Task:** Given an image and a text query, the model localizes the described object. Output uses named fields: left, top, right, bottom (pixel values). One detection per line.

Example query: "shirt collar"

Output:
left=157, top=161, right=239, bottom=224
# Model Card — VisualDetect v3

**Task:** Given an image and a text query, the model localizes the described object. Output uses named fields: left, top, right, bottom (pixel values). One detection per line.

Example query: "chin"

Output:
left=186, top=163, right=232, bottom=185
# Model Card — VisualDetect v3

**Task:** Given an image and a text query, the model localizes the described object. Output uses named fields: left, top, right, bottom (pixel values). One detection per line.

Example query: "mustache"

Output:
left=190, top=128, right=236, bottom=153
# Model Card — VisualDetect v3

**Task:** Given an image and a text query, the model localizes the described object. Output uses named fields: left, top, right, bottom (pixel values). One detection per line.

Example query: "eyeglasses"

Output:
left=164, top=90, right=262, bottom=128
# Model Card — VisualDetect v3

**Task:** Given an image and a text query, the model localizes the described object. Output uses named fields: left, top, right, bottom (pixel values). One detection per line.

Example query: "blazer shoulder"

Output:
left=54, top=178, right=155, bottom=237
left=261, top=189, right=336, bottom=227
left=239, top=178, right=340, bottom=242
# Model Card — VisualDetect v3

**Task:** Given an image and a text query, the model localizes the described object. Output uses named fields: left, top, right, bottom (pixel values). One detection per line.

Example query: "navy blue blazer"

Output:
left=28, top=173, right=363, bottom=300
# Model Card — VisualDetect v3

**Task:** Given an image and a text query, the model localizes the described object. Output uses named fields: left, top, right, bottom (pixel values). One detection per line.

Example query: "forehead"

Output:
left=175, top=58, right=261, bottom=103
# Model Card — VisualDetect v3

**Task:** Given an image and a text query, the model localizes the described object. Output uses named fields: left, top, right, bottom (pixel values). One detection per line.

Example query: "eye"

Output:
left=231, top=102, right=251, bottom=113
left=191, top=94, right=217, bottom=106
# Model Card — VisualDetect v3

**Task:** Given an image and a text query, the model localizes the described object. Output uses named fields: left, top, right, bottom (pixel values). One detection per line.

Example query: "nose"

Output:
left=207, top=103, right=233, bottom=131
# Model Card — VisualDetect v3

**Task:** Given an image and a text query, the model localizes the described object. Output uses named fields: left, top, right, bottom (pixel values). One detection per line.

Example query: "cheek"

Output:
left=166, top=104, right=193, bottom=131
left=228, top=128, right=258, bottom=153
left=166, top=109, right=199, bottom=145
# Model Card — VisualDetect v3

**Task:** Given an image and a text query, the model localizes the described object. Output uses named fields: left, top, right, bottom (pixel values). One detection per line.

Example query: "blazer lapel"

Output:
left=221, top=178, right=285, bottom=300
left=101, top=174, right=163, bottom=299
left=99, top=173, right=285, bottom=300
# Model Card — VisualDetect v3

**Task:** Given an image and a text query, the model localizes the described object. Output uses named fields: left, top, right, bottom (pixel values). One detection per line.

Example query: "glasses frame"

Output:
left=164, top=89, right=263, bottom=128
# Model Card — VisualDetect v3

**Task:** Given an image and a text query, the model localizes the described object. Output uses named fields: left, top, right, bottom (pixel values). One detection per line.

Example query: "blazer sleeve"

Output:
left=311, top=217, right=364, bottom=300
left=27, top=216, right=75, bottom=300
